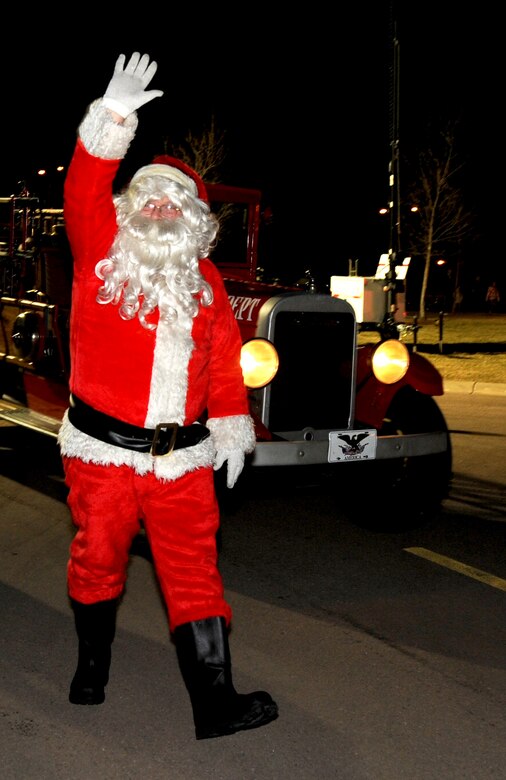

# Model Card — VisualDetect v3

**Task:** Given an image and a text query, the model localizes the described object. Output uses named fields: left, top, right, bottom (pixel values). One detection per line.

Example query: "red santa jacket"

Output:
left=58, top=129, right=255, bottom=482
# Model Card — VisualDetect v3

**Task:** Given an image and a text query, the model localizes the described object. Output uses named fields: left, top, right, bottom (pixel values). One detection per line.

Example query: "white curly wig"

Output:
left=95, top=174, right=219, bottom=330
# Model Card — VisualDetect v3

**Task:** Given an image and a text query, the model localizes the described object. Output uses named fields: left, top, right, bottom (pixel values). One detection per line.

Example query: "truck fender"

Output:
left=355, top=346, right=444, bottom=430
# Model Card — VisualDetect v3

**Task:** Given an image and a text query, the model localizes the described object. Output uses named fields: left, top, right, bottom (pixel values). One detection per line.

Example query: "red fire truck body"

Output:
left=0, top=186, right=451, bottom=529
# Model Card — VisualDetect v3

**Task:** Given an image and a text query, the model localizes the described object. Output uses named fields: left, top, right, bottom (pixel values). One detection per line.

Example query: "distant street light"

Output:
left=38, top=166, right=65, bottom=177
left=379, top=204, right=418, bottom=216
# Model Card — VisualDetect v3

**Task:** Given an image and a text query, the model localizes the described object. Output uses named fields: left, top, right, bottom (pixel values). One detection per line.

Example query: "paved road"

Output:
left=1, top=392, right=506, bottom=779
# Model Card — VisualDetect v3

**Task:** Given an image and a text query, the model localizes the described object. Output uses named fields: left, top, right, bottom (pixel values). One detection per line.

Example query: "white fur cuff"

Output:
left=207, top=415, right=256, bottom=455
left=79, top=99, right=138, bottom=160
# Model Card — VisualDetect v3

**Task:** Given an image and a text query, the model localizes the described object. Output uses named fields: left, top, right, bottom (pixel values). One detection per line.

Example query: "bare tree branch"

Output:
left=403, top=122, right=475, bottom=318
left=162, top=116, right=227, bottom=183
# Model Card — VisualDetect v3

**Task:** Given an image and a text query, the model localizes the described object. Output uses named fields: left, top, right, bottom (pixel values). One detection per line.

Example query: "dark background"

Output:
left=0, top=3, right=500, bottom=293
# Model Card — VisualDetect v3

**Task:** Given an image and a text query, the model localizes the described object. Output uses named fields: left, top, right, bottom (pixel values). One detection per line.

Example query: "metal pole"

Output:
left=382, top=17, right=401, bottom=340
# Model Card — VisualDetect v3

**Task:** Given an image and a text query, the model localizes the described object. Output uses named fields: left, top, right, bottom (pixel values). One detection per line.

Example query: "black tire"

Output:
left=341, top=386, right=452, bottom=532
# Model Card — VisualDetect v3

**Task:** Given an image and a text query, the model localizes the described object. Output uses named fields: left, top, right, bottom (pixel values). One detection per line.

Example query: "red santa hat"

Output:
left=129, top=155, right=208, bottom=203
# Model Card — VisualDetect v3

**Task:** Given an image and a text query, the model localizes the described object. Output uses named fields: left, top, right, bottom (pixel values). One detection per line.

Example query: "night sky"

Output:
left=1, top=3, right=499, bottom=291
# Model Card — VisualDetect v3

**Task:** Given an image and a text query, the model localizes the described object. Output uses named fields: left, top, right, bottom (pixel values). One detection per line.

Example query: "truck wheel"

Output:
left=342, top=386, right=452, bottom=532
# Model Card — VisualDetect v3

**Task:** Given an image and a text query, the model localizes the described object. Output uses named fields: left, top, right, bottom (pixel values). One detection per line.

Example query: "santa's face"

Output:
left=140, top=196, right=182, bottom=221
left=97, top=175, right=217, bottom=327
left=122, top=198, right=191, bottom=258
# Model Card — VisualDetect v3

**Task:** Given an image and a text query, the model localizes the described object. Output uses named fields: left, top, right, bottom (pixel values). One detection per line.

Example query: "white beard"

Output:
left=96, top=213, right=210, bottom=330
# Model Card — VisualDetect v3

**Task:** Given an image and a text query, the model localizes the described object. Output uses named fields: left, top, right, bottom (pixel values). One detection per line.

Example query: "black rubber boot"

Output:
left=69, top=598, right=117, bottom=705
left=174, top=616, right=278, bottom=740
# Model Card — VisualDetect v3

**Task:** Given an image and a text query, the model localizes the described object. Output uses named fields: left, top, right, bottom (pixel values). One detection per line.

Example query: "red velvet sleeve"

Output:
left=201, top=261, right=249, bottom=420
left=63, top=139, right=121, bottom=274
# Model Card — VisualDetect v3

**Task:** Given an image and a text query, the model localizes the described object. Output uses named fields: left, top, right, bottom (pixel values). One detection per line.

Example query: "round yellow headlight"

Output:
left=240, top=338, right=279, bottom=389
left=372, top=339, right=409, bottom=384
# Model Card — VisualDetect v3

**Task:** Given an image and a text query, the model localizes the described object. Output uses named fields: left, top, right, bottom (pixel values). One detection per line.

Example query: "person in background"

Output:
left=485, top=281, right=501, bottom=313
left=452, top=285, right=464, bottom=313
left=58, top=51, right=278, bottom=740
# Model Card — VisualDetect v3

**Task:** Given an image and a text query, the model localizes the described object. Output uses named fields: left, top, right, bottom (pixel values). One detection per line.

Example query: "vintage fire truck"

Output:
left=0, top=187, right=451, bottom=531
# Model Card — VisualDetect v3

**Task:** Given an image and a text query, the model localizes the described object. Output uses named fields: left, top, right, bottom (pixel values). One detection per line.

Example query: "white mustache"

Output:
left=126, top=213, right=190, bottom=246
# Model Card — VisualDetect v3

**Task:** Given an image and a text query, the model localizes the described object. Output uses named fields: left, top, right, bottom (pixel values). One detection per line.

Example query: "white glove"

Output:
left=103, top=52, right=164, bottom=118
left=214, top=449, right=245, bottom=489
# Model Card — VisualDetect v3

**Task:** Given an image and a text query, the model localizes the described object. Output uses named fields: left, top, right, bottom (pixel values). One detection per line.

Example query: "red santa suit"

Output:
left=58, top=99, right=255, bottom=631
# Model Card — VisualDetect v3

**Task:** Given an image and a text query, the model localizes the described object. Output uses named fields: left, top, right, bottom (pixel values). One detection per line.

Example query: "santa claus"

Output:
left=58, top=51, right=278, bottom=740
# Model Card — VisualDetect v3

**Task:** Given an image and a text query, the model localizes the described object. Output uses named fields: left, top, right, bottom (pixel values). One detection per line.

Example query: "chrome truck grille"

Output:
left=250, top=294, right=357, bottom=436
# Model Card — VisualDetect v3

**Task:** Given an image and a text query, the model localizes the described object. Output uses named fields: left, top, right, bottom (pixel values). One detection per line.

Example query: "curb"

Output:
left=444, top=380, right=506, bottom=396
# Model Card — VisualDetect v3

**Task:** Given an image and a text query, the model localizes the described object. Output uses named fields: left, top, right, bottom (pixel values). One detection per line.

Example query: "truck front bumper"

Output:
left=250, top=431, right=448, bottom=467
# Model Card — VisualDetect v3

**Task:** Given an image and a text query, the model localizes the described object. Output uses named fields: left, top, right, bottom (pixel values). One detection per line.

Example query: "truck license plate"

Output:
left=328, top=429, right=377, bottom=462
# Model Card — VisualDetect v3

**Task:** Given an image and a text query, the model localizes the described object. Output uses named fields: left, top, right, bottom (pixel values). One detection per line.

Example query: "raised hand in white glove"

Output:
left=214, top=449, right=245, bottom=489
left=103, top=52, right=164, bottom=118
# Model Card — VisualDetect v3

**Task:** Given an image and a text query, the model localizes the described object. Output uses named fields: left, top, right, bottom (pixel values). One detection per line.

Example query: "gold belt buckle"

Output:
left=151, top=422, right=178, bottom=457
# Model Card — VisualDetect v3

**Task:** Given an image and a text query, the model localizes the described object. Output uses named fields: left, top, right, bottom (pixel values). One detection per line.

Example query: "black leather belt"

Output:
left=68, top=394, right=210, bottom=457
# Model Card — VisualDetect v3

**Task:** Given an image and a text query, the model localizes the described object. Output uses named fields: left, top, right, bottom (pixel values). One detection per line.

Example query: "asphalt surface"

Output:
left=0, top=382, right=506, bottom=780
left=0, top=364, right=505, bottom=778
left=2, top=390, right=506, bottom=779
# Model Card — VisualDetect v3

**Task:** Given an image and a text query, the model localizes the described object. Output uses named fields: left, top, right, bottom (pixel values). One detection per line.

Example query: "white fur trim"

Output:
left=57, top=411, right=215, bottom=482
left=130, top=164, right=198, bottom=196
left=207, top=415, right=256, bottom=455
left=79, top=99, right=138, bottom=160
left=145, top=317, right=193, bottom=427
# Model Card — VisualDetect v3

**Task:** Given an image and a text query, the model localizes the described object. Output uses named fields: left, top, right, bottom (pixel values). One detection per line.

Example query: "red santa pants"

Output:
left=63, top=457, right=232, bottom=632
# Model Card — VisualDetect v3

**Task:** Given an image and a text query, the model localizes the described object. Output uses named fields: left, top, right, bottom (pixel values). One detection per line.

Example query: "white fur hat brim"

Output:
left=130, top=164, right=198, bottom=196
